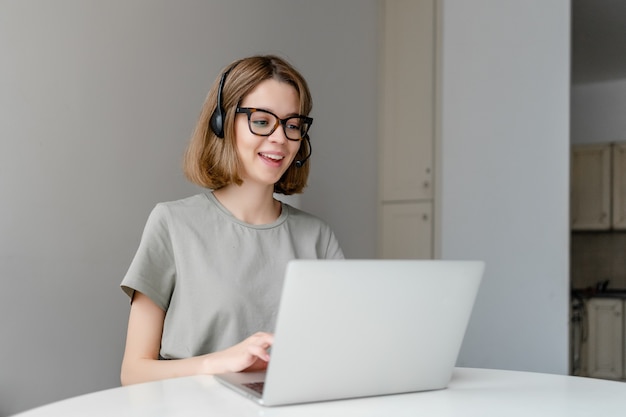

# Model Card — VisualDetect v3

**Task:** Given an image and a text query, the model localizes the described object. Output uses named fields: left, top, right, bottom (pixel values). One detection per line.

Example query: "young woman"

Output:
left=120, top=55, right=344, bottom=385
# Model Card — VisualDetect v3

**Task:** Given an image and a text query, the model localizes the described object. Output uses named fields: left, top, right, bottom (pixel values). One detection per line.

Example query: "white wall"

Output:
left=571, top=79, right=626, bottom=144
left=439, top=0, right=570, bottom=374
left=0, top=1, right=379, bottom=415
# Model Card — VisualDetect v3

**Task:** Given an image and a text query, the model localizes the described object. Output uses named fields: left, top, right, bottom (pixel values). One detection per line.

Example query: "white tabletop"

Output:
left=13, top=368, right=626, bottom=417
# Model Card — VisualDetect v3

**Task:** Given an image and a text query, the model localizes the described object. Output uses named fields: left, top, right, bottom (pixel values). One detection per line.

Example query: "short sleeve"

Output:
left=121, top=204, right=177, bottom=311
left=325, top=229, right=345, bottom=259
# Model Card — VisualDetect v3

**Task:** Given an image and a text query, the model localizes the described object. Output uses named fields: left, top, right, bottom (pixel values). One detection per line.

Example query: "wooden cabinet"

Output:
left=380, top=202, right=432, bottom=259
left=378, top=0, right=436, bottom=259
left=611, top=143, right=626, bottom=228
left=584, top=298, right=624, bottom=380
left=571, top=142, right=626, bottom=231
left=571, top=144, right=611, bottom=230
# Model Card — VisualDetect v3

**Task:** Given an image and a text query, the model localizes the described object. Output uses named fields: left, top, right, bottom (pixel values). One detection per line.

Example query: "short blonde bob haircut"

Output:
left=183, top=55, right=313, bottom=195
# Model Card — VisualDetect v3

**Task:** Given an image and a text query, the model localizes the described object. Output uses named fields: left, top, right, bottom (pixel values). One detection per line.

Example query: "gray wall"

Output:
left=1, top=0, right=572, bottom=415
left=570, top=0, right=626, bottom=145
left=0, top=1, right=378, bottom=415
left=571, top=80, right=626, bottom=144
left=439, top=0, right=570, bottom=374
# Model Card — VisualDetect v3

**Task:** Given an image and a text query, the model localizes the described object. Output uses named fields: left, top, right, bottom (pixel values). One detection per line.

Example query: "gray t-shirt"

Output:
left=121, top=192, right=344, bottom=359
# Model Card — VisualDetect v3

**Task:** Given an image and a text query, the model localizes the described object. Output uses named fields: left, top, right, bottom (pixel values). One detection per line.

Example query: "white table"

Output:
left=12, top=368, right=626, bottom=416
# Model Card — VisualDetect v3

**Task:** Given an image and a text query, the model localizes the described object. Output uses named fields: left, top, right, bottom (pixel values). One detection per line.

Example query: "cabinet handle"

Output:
left=423, top=181, right=430, bottom=188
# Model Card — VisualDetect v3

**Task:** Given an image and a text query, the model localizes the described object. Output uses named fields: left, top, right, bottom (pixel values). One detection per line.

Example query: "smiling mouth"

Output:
left=259, top=152, right=285, bottom=161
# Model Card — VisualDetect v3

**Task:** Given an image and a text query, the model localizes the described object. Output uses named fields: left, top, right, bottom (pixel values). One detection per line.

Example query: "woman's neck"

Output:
left=213, top=183, right=281, bottom=225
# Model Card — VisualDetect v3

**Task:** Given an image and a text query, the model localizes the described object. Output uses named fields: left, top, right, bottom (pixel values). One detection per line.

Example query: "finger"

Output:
left=253, top=332, right=274, bottom=347
left=247, top=344, right=271, bottom=362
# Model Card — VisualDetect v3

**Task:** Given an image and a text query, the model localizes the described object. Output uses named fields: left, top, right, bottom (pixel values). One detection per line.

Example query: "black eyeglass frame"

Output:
left=235, top=107, right=313, bottom=142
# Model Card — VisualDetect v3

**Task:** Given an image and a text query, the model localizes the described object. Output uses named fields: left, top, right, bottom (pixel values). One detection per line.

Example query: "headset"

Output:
left=295, top=135, right=312, bottom=168
left=209, top=68, right=312, bottom=168
left=209, top=68, right=231, bottom=139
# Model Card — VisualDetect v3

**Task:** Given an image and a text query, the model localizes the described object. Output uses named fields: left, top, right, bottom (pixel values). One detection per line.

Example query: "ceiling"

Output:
left=572, top=0, right=626, bottom=84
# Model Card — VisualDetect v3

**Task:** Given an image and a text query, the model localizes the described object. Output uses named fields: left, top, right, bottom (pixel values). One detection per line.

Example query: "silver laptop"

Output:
left=215, top=259, right=484, bottom=406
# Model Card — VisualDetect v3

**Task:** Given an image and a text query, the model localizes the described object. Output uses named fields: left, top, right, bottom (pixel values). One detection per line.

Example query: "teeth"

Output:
left=260, top=153, right=284, bottom=161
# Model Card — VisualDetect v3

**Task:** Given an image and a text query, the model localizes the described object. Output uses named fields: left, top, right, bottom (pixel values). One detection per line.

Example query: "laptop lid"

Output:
left=216, top=259, right=484, bottom=406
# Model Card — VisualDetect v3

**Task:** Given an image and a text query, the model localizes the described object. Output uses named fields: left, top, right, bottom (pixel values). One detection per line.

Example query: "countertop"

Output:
left=572, top=288, right=626, bottom=299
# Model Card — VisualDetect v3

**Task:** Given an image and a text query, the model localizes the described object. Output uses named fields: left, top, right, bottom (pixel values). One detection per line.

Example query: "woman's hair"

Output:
left=183, top=55, right=313, bottom=195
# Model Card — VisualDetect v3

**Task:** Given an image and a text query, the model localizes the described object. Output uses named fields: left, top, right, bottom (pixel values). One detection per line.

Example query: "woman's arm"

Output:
left=120, top=292, right=274, bottom=386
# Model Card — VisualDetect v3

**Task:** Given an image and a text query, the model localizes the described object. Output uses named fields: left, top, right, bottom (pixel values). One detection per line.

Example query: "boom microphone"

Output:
left=295, top=134, right=312, bottom=168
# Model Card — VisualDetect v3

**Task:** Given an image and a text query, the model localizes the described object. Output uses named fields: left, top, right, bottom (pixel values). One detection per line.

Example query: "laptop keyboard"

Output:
left=243, top=382, right=265, bottom=395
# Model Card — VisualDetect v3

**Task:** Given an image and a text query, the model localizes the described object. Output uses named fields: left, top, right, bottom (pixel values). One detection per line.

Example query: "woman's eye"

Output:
left=252, top=119, right=269, bottom=127
left=286, top=120, right=302, bottom=130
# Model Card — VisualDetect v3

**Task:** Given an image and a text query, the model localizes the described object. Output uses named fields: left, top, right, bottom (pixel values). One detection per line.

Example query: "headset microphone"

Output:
left=295, top=134, right=312, bottom=168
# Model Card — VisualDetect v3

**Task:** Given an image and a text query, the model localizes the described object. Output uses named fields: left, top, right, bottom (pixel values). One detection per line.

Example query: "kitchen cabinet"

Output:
left=570, top=144, right=611, bottom=230
left=571, top=142, right=626, bottom=231
left=584, top=298, right=624, bottom=380
left=379, top=0, right=436, bottom=258
left=611, top=143, right=626, bottom=229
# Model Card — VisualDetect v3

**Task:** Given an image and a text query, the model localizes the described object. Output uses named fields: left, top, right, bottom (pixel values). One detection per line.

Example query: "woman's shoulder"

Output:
left=282, top=203, right=344, bottom=259
left=156, top=193, right=209, bottom=208
left=147, top=194, right=213, bottom=222
left=283, top=203, right=333, bottom=230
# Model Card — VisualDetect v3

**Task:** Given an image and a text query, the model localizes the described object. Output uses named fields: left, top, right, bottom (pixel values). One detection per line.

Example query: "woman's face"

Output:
left=234, top=79, right=302, bottom=188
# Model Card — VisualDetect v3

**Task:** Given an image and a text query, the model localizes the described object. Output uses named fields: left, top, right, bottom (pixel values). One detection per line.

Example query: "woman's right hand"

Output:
left=210, top=332, right=274, bottom=374
left=121, top=291, right=275, bottom=385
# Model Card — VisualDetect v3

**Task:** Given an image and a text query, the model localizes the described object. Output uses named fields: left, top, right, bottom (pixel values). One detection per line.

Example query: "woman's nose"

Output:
left=268, top=124, right=288, bottom=143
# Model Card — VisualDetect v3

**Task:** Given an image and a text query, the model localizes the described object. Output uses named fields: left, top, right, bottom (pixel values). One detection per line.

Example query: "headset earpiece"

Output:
left=209, top=69, right=231, bottom=139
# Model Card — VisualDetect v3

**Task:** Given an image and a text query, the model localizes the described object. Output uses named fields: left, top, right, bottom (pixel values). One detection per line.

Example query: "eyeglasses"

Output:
left=235, top=107, right=313, bottom=141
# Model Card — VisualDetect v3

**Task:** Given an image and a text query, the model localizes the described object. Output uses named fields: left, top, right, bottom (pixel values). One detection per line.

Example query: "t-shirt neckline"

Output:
left=203, top=192, right=289, bottom=229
